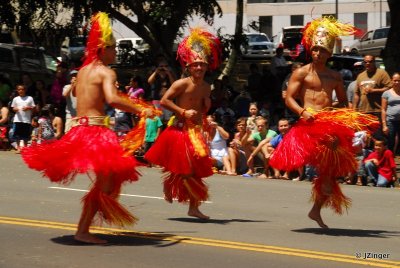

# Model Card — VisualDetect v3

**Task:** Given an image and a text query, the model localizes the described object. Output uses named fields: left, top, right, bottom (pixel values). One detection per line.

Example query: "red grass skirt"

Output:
left=21, top=125, right=141, bottom=226
left=144, top=125, right=213, bottom=203
left=270, top=118, right=357, bottom=214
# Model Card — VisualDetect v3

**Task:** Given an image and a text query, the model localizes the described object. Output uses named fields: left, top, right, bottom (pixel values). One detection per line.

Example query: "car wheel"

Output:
left=350, top=48, right=359, bottom=55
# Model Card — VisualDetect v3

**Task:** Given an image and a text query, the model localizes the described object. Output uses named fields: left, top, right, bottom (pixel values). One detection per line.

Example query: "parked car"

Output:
left=240, top=33, right=275, bottom=59
left=0, top=43, right=58, bottom=87
left=349, top=27, right=389, bottom=57
left=60, top=36, right=86, bottom=64
left=273, top=26, right=304, bottom=60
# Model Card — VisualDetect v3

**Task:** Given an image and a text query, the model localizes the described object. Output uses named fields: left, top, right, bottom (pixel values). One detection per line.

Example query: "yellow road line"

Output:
left=0, top=216, right=398, bottom=267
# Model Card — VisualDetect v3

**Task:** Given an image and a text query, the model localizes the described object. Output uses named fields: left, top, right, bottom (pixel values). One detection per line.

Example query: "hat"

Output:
left=69, top=70, right=78, bottom=76
left=302, top=16, right=358, bottom=54
left=177, top=28, right=222, bottom=71
left=82, top=12, right=115, bottom=67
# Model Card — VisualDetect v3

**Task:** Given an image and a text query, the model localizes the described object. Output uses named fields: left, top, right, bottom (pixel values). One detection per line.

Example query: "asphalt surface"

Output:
left=0, top=151, right=399, bottom=268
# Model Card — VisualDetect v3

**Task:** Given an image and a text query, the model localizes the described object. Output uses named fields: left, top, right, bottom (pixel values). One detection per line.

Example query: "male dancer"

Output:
left=271, top=17, right=378, bottom=228
left=22, top=13, right=151, bottom=244
left=145, top=28, right=222, bottom=219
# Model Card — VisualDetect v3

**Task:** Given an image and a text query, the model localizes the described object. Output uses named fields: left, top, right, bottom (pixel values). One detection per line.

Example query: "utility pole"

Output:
left=335, top=0, right=339, bottom=19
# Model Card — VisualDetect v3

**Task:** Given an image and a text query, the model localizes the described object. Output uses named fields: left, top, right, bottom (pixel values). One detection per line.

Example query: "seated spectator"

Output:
left=0, top=100, right=10, bottom=149
left=206, top=114, right=235, bottom=175
left=243, top=116, right=277, bottom=177
left=247, top=118, right=300, bottom=179
left=29, top=116, right=39, bottom=146
left=346, top=131, right=370, bottom=186
left=37, top=105, right=56, bottom=143
left=364, top=138, right=397, bottom=187
left=246, top=102, right=259, bottom=134
left=228, top=117, right=251, bottom=175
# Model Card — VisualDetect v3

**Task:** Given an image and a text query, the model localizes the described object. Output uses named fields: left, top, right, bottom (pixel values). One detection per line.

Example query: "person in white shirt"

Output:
left=11, top=84, right=35, bottom=151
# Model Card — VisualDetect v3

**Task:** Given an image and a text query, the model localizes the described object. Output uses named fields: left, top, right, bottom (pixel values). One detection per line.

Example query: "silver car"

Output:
left=241, top=33, right=276, bottom=59
left=350, top=27, right=389, bottom=57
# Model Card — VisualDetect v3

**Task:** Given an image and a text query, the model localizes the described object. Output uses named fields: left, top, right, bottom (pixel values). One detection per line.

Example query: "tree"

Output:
left=0, top=0, right=222, bottom=65
left=384, top=0, right=400, bottom=75
left=220, top=0, right=244, bottom=78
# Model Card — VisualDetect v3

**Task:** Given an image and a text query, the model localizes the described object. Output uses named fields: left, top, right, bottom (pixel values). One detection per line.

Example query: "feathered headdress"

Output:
left=177, top=28, right=222, bottom=71
left=302, top=16, right=358, bottom=54
left=81, top=12, right=115, bottom=67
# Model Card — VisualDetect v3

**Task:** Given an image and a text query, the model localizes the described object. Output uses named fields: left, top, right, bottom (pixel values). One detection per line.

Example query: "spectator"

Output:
left=62, top=70, right=78, bottom=133
left=364, top=138, right=397, bottom=187
left=282, top=62, right=303, bottom=123
left=143, top=109, right=163, bottom=154
left=0, top=100, right=10, bottom=149
left=0, top=75, right=12, bottom=104
left=346, top=62, right=365, bottom=109
left=214, top=98, right=235, bottom=123
left=11, top=84, right=35, bottom=152
left=232, top=87, right=252, bottom=118
left=147, top=60, right=176, bottom=102
left=244, top=116, right=277, bottom=177
left=247, top=63, right=262, bottom=100
left=127, top=75, right=145, bottom=99
left=21, top=73, right=36, bottom=98
left=381, top=72, right=400, bottom=154
left=50, top=62, right=69, bottom=120
left=37, top=105, right=56, bottom=143
left=270, top=47, right=288, bottom=78
left=347, top=131, right=370, bottom=186
left=246, top=102, right=259, bottom=134
left=49, top=104, right=63, bottom=139
left=353, top=55, right=391, bottom=118
left=206, top=114, right=235, bottom=175
left=228, top=117, right=250, bottom=175
left=34, top=79, right=51, bottom=111
left=29, top=116, right=39, bottom=146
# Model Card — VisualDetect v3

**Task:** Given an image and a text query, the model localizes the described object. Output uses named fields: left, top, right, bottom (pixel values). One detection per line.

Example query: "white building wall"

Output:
left=112, top=0, right=389, bottom=47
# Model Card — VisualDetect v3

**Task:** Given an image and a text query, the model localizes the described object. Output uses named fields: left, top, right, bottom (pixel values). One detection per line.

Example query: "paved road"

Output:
left=0, top=151, right=399, bottom=268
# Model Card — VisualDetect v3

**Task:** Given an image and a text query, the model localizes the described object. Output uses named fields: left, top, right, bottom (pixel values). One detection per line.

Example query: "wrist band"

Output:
left=299, top=108, right=306, bottom=116
left=181, top=109, right=186, bottom=117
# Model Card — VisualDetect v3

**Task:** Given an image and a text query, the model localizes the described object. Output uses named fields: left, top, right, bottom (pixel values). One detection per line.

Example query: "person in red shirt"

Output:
left=364, top=138, right=397, bottom=187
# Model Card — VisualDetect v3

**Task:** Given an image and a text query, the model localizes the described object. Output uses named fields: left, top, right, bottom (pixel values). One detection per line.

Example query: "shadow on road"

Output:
left=168, top=218, right=268, bottom=224
left=292, top=228, right=400, bottom=238
left=51, top=234, right=169, bottom=246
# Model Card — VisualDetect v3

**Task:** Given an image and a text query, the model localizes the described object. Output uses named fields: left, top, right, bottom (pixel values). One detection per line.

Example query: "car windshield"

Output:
left=248, top=34, right=269, bottom=43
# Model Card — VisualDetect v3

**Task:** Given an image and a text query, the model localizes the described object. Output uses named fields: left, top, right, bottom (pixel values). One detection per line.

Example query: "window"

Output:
left=18, top=49, right=43, bottom=70
left=290, top=15, right=303, bottom=26
left=0, top=48, right=14, bottom=64
left=354, top=13, right=368, bottom=39
left=259, top=16, right=272, bottom=38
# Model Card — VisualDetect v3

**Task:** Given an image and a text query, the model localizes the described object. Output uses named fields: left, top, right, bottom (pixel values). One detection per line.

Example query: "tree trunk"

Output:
left=384, top=0, right=400, bottom=76
left=220, top=0, right=243, bottom=77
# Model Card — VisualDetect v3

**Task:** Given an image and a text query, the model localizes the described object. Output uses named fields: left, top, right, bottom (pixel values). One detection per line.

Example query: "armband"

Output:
left=299, top=108, right=306, bottom=116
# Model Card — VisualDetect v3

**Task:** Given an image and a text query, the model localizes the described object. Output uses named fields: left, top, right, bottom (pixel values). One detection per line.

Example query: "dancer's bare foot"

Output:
left=164, top=192, right=173, bottom=203
left=188, top=208, right=210, bottom=220
left=74, top=233, right=107, bottom=244
left=308, top=211, right=329, bottom=229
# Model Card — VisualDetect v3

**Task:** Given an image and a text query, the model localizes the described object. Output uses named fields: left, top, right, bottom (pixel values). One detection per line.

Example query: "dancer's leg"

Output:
left=74, top=173, right=113, bottom=244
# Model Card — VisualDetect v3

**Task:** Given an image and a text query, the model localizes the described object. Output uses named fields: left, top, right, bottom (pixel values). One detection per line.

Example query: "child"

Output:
left=364, top=138, right=397, bottom=187
left=11, top=84, right=35, bottom=152
left=37, top=105, right=56, bottom=143
left=228, top=117, right=251, bottom=175
left=127, top=75, right=145, bottom=99
left=143, top=109, right=163, bottom=154
left=29, top=116, right=39, bottom=146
